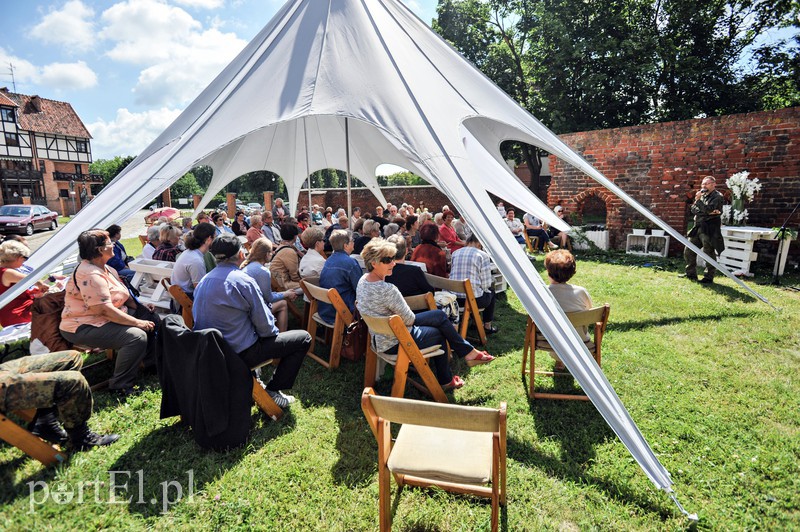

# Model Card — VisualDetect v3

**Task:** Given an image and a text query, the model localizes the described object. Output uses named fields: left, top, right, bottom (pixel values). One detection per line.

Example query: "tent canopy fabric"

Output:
left=6, top=0, right=752, bottom=515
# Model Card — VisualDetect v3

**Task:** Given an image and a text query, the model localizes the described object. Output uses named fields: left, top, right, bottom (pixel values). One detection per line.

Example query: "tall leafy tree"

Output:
left=89, top=155, right=136, bottom=186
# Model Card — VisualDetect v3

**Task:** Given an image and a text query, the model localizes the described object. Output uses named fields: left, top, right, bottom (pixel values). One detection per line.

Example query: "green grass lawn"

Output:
left=1, top=252, right=798, bottom=530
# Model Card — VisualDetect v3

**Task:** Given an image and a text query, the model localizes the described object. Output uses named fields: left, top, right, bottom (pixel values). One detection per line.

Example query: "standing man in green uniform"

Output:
left=683, top=176, right=725, bottom=283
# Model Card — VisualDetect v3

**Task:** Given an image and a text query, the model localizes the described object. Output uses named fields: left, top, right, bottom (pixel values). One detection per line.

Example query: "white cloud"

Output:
left=39, top=61, right=98, bottom=90
left=173, top=0, right=225, bottom=8
left=29, top=0, right=96, bottom=53
left=86, top=107, right=182, bottom=158
left=99, top=0, right=202, bottom=64
left=96, top=0, right=246, bottom=106
left=132, top=28, right=245, bottom=106
left=0, top=47, right=98, bottom=92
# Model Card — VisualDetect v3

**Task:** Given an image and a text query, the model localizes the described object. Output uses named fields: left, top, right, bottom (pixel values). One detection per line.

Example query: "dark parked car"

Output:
left=0, top=205, right=59, bottom=236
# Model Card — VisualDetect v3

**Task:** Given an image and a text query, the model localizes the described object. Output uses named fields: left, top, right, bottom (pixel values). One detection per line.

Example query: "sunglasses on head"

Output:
left=378, top=256, right=395, bottom=264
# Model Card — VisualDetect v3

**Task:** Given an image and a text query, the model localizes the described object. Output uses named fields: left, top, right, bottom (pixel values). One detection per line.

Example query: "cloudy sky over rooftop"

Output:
left=2, top=0, right=438, bottom=159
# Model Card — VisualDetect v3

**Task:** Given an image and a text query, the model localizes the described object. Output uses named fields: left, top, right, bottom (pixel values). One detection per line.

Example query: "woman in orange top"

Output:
left=410, top=222, right=448, bottom=278
left=59, top=230, right=155, bottom=397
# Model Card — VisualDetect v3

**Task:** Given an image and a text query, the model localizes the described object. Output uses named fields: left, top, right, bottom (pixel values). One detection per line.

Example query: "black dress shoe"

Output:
left=484, top=325, right=499, bottom=335
left=699, top=277, right=714, bottom=284
left=67, top=423, right=120, bottom=451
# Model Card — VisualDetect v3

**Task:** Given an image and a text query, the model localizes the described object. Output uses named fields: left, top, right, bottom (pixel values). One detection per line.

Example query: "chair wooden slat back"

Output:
left=361, top=314, right=448, bottom=403
left=522, top=304, right=611, bottom=401
left=162, top=278, right=194, bottom=329
left=403, top=292, right=436, bottom=312
left=361, top=387, right=506, bottom=532
left=298, top=279, right=353, bottom=370
left=423, top=274, right=487, bottom=345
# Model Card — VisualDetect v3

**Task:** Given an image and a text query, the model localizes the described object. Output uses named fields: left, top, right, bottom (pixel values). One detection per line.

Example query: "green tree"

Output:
left=170, top=172, right=201, bottom=200
left=90, top=155, right=136, bottom=185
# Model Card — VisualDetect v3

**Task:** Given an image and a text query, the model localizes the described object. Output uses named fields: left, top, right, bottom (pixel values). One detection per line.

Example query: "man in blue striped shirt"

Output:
left=449, top=234, right=498, bottom=335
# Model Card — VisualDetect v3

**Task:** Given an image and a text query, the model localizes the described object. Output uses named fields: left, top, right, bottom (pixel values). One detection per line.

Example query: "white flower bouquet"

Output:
left=723, top=170, right=761, bottom=226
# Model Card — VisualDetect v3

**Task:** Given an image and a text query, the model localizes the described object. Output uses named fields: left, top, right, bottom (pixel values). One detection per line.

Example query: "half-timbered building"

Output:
left=0, top=87, right=103, bottom=214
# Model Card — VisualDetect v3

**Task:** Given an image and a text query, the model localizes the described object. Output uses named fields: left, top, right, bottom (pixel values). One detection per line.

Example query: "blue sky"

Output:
left=1, top=0, right=439, bottom=160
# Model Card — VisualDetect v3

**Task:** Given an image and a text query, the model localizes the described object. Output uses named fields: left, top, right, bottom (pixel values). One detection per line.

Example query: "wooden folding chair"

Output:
left=299, top=280, right=353, bottom=369
left=162, top=278, right=194, bottom=328
left=521, top=304, right=611, bottom=400
left=361, top=314, right=448, bottom=403
left=361, top=388, right=506, bottom=531
left=138, top=234, right=148, bottom=247
left=424, top=273, right=487, bottom=345
left=0, top=409, right=67, bottom=466
left=523, top=231, right=539, bottom=255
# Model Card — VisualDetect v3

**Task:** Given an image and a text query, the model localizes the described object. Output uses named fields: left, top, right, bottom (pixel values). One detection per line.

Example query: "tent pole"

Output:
left=345, top=117, right=352, bottom=226
left=303, top=117, right=312, bottom=210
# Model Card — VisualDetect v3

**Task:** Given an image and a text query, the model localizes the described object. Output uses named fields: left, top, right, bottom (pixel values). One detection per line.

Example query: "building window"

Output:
left=75, top=164, right=83, bottom=175
left=59, top=189, right=69, bottom=198
left=4, top=132, right=20, bottom=147
left=39, top=161, right=45, bottom=173
left=76, top=140, right=88, bottom=153
left=1, top=108, right=15, bottom=123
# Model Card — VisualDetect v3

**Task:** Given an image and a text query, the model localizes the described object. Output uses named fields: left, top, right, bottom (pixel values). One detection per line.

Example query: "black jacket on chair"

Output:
left=156, top=315, right=252, bottom=450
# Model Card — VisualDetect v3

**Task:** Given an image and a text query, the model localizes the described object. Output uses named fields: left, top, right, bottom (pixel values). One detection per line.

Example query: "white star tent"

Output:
left=11, top=0, right=778, bottom=516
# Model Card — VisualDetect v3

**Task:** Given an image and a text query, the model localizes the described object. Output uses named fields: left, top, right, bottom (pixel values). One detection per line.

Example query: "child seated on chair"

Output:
left=544, top=250, right=593, bottom=371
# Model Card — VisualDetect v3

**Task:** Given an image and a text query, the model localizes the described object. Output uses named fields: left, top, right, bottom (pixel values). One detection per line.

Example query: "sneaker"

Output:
left=266, top=389, right=295, bottom=409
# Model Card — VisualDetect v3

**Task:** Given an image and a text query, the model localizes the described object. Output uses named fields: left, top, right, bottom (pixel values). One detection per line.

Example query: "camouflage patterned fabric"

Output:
left=0, top=350, right=92, bottom=429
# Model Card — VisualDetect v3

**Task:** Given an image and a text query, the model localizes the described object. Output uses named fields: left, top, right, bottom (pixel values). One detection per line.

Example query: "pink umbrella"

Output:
left=145, top=207, right=180, bottom=223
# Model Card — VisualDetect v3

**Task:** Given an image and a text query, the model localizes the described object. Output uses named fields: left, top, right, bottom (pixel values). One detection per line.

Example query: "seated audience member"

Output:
left=106, top=224, right=134, bottom=281
left=439, top=210, right=465, bottom=253
left=261, top=211, right=281, bottom=245
left=311, top=204, right=323, bottom=226
left=299, top=226, right=327, bottom=278
left=417, top=211, right=432, bottom=226
left=0, top=350, right=119, bottom=449
left=544, top=249, right=593, bottom=371
left=385, top=235, right=435, bottom=297
left=383, top=223, right=401, bottom=238
left=241, top=238, right=298, bottom=332
left=172, top=223, right=216, bottom=297
left=270, top=224, right=303, bottom=290
left=350, top=206, right=361, bottom=228
left=387, top=204, right=399, bottom=219
left=318, top=229, right=361, bottom=324
left=142, top=225, right=161, bottom=259
left=231, top=211, right=250, bottom=236
left=353, top=217, right=366, bottom=237
left=523, top=210, right=555, bottom=252
left=453, top=215, right=470, bottom=241
left=246, top=215, right=264, bottom=244
left=496, top=201, right=506, bottom=217
left=353, top=219, right=380, bottom=255
left=548, top=206, right=570, bottom=248
left=212, top=212, right=234, bottom=236
left=504, top=208, right=526, bottom=245
left=433, top=212, right=444, bottom=226
left=449, top=234, right=498, bottom=334
left=403, top=215, right=420, bottom=251
left=296, top=212, right=310, bottom=232
left=323, top=216, right=350, bottom=252
left=193, top=235, right=311, bottom=408
left=410, top=222, right=447, bottom=278
left=0, top=241, right=48, bottom=327
left=320, top=209, right=334, bottom=229
left=358, top=239, right=494, bottom=390
left=181, top=217, right=193, bottom=235
left=272, top=198, right=287, bottom=224
left=372, top=206, right=390, bottom=232
left=193, top=212, right=210, bottom=228
left=152, top=224, right=182, bottom=262
left=60, top=230, right=156, bottom=397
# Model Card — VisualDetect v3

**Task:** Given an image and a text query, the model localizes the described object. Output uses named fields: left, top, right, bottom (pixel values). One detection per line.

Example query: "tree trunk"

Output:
left=521, top=144, right=542, bottom=199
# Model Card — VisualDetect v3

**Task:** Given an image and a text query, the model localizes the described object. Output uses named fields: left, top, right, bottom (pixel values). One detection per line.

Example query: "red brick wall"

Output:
left=297, top=185, right=454, bottom=216
left=545, top=107, right=800, bottom=253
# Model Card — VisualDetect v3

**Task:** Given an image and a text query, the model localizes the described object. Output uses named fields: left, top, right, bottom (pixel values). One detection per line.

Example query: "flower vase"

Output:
left=731, top=197, right=744, bottom=226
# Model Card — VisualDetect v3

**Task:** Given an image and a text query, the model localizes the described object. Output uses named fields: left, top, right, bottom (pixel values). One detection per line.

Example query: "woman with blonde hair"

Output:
left=357, top=239, right=494, bottom=391
left=241, top=237, right=298, bottom=332
left=0, top=240, right=48, bottom=327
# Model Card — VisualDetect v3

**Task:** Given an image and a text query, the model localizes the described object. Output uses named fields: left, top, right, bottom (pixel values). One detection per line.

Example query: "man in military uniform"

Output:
left=0, top=350, right=119, bottom=450
left=683, top=176, right=725, bottom=283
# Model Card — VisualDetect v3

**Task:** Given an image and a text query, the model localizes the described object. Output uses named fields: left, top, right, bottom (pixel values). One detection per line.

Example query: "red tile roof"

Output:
left=0, top=89, right=92, bottom=139
left=0, top=91, right=16, bottom=107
